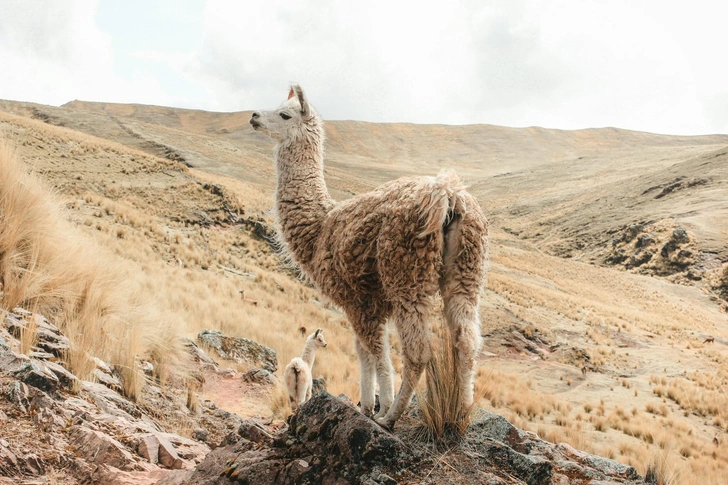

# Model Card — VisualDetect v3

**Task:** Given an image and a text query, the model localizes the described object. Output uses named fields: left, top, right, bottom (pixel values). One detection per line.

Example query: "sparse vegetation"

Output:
left=2, top=99, right=728, bottom=484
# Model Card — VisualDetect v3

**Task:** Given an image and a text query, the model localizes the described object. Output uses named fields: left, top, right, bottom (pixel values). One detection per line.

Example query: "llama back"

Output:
left=284, top=357, right=311, bottom=407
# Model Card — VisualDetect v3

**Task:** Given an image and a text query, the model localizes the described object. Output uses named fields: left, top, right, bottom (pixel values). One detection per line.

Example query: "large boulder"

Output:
left=69, top=425, right=138, bottom=471
left=197, top=329, right=277, bottom=373
left=158, top=392, right=412, bottom=485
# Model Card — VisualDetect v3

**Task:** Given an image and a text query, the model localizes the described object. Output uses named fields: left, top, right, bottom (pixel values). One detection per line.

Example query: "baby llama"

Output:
left=284, top=328, right=327, bottom=411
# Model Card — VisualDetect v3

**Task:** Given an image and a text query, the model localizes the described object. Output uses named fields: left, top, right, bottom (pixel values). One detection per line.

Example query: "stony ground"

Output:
left=1, top=305, right=655, bottom=485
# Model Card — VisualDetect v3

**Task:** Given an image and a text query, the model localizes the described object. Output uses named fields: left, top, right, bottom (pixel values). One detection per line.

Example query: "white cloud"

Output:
left=172, top=0, right=728, bottom=134
left=0, top=0, right=170, bottom=106
left=1, top=0, right=727, bottom=134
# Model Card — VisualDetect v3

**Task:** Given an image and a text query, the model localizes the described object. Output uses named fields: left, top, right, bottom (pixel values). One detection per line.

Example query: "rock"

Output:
left=0, top=346, right=30, bottom=373
left=3, top=380, right=30, bottom=412
left=241, top=367, right=276, bottom=385
left=5, top=311, right=70, bottom=357
left=672, top=227, right=690, bottom=244
left=11, top=360, right=60, bottom=393
left=312, top=376, right=327, bottom=395
left=191, top=428, right=208, bottom=442
left=94, top=367, right=123, bottom=391
left=69, top=425, right=137, bottom=470
left=475, top=440, right=553, bottom=485
left=471, top=410, right=534, bottom=453
left=0, top=445, right=20, bottom=476
left=182, top=338, right=218, bottom=367
left=92, top=356, right=123, bottom=391
left=197, top=329, right=277, bottom=372
left=140, top=361, right=155, bottom=376
left=237, top=419, right=274, bottom=446
left=81, top=381, right=140, bottom=419
left=635, top=233, right=655, bottom=248
left=556, top=443, right=640, bottom=481
left=22, top=453, right=45, bottom=475
left=155, top=432, right=210, bottom=464
left=184, top=392, right=407, bottom=484
left=44, top=360, right=80, bottom=391
left=157, top=436, right=183, bottom=469
left=138, top=435, right=160, bottom=465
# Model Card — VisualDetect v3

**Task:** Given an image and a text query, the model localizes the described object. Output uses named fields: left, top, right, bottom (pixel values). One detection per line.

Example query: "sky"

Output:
left=1, top=0, right=728, bottom=135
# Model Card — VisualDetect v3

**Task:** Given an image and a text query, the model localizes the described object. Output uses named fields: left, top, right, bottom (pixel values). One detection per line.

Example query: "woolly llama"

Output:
left=284, top=328, right=328, bottom=411
left=250, top=85, right=489, bottom=429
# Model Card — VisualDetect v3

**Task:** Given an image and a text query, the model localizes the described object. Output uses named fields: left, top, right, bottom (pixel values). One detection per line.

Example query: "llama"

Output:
left=284, top=328, right=328, bottom=411
left=250, top=85, right=489, bottom=429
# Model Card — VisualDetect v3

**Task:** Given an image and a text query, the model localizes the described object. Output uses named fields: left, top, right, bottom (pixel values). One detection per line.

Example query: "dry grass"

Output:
left=0, top=144, right=180, bottom=399
left=268, top=382, right=292, bottom=420
left=415, top=327, right=475, bottom=442
left=3, top=100, right=728, bottom=484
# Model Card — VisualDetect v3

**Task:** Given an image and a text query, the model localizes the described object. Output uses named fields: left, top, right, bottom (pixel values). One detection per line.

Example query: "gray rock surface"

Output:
left=197, top=329, right=278, bottom=372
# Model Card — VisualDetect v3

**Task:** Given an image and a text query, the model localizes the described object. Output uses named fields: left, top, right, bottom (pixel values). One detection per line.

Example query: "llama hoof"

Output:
left=360, top=407, right=374, bottom=418
left=374, top=416, right=394, bottom=431
left=373, top=408, right=389, bottom=420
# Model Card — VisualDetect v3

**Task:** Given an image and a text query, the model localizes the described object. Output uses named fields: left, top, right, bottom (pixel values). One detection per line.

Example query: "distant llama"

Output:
left=284, top=328, right=328, bottom=411
left=250, top=85, right=489, bottom=429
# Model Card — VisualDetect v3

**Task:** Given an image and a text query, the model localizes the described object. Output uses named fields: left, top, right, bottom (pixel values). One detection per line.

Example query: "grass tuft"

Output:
left=415, top=327, right=474, bottom=443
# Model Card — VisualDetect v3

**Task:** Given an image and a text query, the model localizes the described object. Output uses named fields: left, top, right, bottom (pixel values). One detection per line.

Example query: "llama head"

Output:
left=249, top=84, right=319, bottom=143
left=310, top=328, right=327, bottom=348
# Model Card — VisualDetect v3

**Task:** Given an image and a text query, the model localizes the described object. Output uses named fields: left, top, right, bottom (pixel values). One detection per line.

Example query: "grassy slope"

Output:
left=1, top=99, right=728, bottom=483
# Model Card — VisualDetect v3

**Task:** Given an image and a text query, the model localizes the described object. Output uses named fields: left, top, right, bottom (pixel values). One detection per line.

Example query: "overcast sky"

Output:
left=1, top=0, right=727, bottom=135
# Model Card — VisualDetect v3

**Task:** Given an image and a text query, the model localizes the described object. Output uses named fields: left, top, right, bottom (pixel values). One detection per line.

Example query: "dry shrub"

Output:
left=268, top=383, right=292, bottom=420
left=0, top=144, right=179, bottom=399
left=415, top=327, right=474, bottom=442
left=644, top=450, right=681, bottom=485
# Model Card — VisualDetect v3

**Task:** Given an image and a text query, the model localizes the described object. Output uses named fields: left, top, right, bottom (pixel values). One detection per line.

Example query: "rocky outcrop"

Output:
left=0, top=309, right=235, bottom=484
left=161, top=392, right=646, bottom=485
left=605, top=221, right=698, bottom=279
left=197, top=329, right=278, bottom=373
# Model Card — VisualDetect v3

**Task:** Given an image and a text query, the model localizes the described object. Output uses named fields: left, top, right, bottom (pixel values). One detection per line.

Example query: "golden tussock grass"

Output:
left=0, top=144, right=181, bottom=399
left=415, top=326, right=475, bottom=442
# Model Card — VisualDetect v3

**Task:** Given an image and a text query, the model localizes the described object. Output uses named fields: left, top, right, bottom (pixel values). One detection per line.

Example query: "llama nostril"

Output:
left=251, top=111, right=260, bottom=118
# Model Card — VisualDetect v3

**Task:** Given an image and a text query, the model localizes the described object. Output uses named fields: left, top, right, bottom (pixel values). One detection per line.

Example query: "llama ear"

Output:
left=291, top=84, right=310, bottom=117
left=314, top=328, right=321, bottom=338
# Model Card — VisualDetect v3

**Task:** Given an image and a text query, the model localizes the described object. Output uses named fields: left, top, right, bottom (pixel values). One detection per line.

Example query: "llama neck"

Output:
left=300, top=340, right=318, bottom=368
left=274, top=123, right=334, bottom=268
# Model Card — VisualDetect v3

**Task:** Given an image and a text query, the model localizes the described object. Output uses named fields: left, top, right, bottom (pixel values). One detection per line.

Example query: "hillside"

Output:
left=1, top=97, right=728, bottom=484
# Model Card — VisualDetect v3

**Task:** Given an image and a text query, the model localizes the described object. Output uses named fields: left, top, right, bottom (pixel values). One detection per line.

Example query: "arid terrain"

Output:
left=1, top=97, right=727, bottom=484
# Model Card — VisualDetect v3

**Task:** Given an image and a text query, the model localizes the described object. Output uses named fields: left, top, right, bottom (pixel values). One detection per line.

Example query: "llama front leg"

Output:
left=376, top=311, right=431, bottom=430
left=355, top=337, right=377, bottom=417
left=374, top=329, right=394, bottom=419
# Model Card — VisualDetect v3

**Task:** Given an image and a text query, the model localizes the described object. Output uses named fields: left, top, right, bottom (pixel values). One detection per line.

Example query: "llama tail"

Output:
left=418, top=169, right=466, bottom=238
left=290, top=360, right=308, bottom=405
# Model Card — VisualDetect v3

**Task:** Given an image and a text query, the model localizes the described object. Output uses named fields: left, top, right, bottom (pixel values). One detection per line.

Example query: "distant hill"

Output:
left=3, top=97, right=726, bottom=284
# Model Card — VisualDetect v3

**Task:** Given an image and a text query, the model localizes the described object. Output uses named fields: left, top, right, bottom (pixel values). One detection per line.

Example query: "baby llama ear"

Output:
left=291, top=84, right=310, bottom=118
left=314, top=328, right=322, bottom=338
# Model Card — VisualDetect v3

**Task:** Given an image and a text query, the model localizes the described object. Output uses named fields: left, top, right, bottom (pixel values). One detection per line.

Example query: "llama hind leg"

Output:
left=376, top=309, right=431, bottom=430
left=355, top=337, right=377, bottom=417
left=444, top=295, right=482, bottom=409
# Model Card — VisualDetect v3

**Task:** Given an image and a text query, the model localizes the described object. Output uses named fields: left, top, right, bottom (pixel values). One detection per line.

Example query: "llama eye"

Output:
left=280, top=112, right=292, bottom=120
